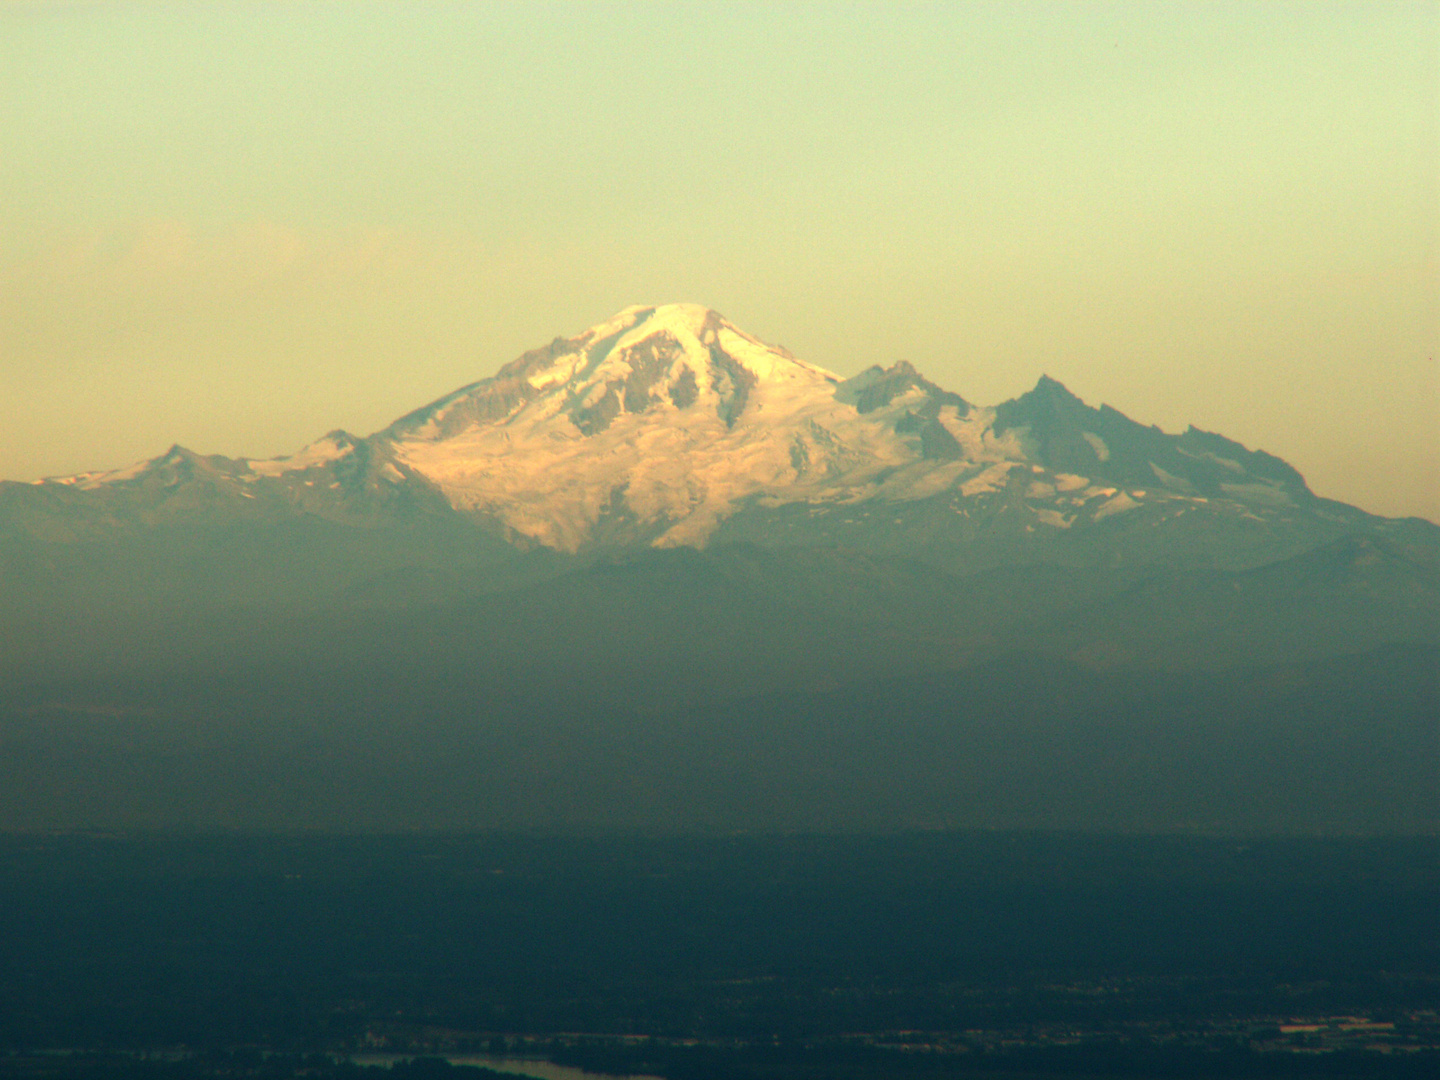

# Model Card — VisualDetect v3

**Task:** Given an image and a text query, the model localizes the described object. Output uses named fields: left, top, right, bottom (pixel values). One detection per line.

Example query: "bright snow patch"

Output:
left=1094, top=492, right=1139, bottom=520
left=1082, top=432, right=1110, bottom=462
left=248, top=434, right=356, bottom=477
left=1149, top=463, right=1194, bottom=492
left=1220, top=481, right=1294, bottom=507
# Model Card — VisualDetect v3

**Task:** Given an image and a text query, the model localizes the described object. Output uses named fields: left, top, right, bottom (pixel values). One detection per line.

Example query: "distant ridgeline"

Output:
left=1, top=305, right=1435, bottom=832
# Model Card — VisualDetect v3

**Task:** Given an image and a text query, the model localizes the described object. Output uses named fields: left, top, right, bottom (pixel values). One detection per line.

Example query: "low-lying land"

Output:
left=1, top=833, right=1435, bottom=1078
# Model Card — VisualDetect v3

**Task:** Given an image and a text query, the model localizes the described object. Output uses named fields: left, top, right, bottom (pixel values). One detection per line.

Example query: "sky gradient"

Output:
left=2, top=1, right=1436, bottom=519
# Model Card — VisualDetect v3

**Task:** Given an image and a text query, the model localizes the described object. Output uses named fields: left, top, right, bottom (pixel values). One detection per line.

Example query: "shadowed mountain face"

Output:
left=1, top=304, right=1435, bottom=832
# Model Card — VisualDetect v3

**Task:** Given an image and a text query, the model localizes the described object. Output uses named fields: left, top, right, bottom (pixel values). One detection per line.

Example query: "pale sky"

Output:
left=2, top=1, right=1437, bottom=519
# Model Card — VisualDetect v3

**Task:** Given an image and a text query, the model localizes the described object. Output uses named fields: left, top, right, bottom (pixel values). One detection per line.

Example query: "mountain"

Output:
left=9, top=303, right=1393, bottom=564
left=0, top=304, right=1435, bottom=833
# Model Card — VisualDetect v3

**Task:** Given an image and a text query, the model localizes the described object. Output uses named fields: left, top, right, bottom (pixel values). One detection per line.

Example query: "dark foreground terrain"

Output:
left=0, top=833, right=1436, bottom=1079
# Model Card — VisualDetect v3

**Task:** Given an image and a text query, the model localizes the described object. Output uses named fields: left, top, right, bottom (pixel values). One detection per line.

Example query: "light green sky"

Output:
left=2, top=1, right=1436, bottom=519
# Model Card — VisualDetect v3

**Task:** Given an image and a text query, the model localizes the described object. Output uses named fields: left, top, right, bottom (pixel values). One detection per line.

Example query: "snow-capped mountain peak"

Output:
left=386, top=303, right=836, bottom=445
left=23, top=304, right=1334, bottom=557
left=377, top=304, right=984, bottom=550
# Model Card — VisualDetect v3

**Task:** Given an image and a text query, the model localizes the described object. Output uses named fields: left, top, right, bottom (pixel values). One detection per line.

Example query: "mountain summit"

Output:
left=380, top=303, right=875, bottom=549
